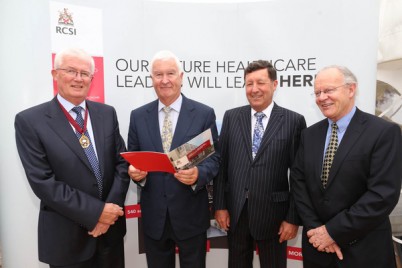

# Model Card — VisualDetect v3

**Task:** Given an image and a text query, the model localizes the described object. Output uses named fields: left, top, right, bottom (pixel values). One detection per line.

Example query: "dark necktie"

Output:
left=252, top=112, right=265, bottom=159
left=72, top=106, right=103, bottom=197
left=321, top=122, right=338, bottom=188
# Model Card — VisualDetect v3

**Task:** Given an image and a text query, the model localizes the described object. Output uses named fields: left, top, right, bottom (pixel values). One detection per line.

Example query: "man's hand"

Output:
left=98, top=203, right=124, bottom=225
left=323, top=243, right=343, bottom=260
left=128, top=165, right=147, bottom=182
left=88, top=222, right=110, bottom=237
left=174, top=166, right=198, bottom=185
left=307, top=225, right=343, bottom=260
left=278, top=221, right=298, bottom=243
left=214, top=209, right=230, bottom=231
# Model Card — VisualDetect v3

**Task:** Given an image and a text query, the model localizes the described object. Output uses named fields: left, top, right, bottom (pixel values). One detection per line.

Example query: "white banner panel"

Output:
left=49, top=2, right=103, bottom=55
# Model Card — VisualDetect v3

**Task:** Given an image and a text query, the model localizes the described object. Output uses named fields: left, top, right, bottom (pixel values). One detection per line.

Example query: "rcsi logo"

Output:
left=287, top=246, right=303, bottom=261
left=125, top=204, right=141, bottom=218
left=56, top=8, right=76, bottom=35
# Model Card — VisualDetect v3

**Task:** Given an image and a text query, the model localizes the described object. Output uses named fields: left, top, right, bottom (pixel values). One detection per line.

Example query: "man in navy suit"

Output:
left=291, top=65, right=402, bottom=267
left=214, top=60, right=306, bottom=268
left=127, top=50, right=220, bottom=268
left=15, top=48, right=130, bottom=267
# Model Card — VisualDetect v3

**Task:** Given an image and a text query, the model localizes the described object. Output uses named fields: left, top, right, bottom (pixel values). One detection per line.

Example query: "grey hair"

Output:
left=53, top=48, right=95, bottom=74
left=150, top=50, right=183, bottom=74
left=317, top=65, right=358, bottom=86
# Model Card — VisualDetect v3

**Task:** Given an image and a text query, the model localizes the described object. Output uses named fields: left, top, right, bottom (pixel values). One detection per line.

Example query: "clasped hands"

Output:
left=128, top=165, right=198, bottom=186
left=88, top=203, right=124, bottom=238
left=214, top=210, right=298, bottom=243
left=307, top=225, right=343, bottom=260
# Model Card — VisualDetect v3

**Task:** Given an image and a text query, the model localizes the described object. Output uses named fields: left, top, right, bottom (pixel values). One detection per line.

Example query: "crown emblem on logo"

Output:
left=58, top=8, right=74, bottom=26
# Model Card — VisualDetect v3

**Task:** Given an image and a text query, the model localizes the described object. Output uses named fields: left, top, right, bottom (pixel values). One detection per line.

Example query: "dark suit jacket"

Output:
left=291, top=108, right=402, bottom=267
left=214, top=103, right=306, bottom=240
left=15, top=97, right=130, bottom=266
left=127, top=95, right=220, bottom=240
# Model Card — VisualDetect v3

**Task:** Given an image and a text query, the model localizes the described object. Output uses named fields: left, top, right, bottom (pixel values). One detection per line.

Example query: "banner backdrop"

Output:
left=0, top=0, right=379, bottom=267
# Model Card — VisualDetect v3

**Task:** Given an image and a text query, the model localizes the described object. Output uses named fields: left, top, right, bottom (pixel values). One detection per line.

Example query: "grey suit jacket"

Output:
left=15, top=97, right=130, bottom=266
left=214, top=103, right=306, bottom=240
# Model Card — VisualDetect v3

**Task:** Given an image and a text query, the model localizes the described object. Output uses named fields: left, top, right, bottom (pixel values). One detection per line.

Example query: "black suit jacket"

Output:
left=214, top=103, right=306, bottom=240
left=291, top=108, right=402, bottom=267
left=15, top=97, right=130, bottom=266
left=127, top=95, right=220, bottom=240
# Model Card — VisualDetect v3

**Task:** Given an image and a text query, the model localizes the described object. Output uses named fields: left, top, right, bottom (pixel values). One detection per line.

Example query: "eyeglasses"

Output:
left=245, top=81, right=271, bottom=89
left=313, top=84, right=347, bottom=98
left=57, top=68, right=93, bottom=80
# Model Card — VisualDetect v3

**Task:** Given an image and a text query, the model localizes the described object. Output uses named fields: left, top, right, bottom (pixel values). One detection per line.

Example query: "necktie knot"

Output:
left=163, top=106, right=172, bottom=114
left=72, top=106, right=84, bottom=128
left=255, top=112, right=265, bottom=122
left=72, top=106, right=83, bottom=115
left=331, top=122, right=338, bottom=132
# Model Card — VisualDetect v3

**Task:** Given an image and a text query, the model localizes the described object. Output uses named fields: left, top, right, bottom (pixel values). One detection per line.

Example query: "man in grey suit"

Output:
left=127, top=50, right=220, bottom=268
left=214, top=60, right=306, bottom=268
left=15, top=48, right=130, bottom=267
left=291, top=65, right=402, bottom=267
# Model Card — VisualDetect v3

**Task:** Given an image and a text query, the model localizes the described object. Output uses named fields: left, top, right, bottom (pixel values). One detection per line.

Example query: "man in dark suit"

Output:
left=214, top=60, right=306, bottom=268
left=15, top=48, right=130, bottom=268
left=127, top=50, right=220, bottom=268
left=291, top=65, right=402, bottom=268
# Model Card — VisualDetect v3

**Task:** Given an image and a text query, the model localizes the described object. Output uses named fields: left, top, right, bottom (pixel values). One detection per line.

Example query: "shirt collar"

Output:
left=57, top=94, right=86, bottom=112
left=158, top=94, right=182, bottom=113
left=328, top=106, right=356, bottom=133
left=251, top=101, right=274, bottom=118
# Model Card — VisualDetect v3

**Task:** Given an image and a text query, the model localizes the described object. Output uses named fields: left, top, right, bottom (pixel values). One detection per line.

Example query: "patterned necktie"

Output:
left=161, top=106, right=173, bottom=153
left=252, top=112, right=265, bottom=159
left=72, top=106, right=103, bottom=198
left=321, top=122, right=339, bottom=188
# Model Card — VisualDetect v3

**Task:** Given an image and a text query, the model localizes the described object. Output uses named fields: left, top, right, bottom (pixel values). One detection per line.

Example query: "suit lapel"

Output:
left=326, top=109, right=366, bottom=188
left=46, top=98, right=93, bottom=172
left=171, top=95, right=194, bottom=149
left=314, top=120, right=330, bottom=188
left=87, top=101, right=105, bottom=177
left=145, top=100, right=163, bottom=152
left=238, top=106, right=253, bottom=162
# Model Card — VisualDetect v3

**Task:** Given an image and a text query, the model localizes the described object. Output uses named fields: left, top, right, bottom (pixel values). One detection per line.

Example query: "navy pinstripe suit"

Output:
left=214, top=103, right=306, bottom=267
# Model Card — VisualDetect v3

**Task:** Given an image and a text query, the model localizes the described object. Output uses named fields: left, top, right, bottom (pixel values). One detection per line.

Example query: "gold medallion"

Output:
left=79, top=134, right=90, bottom=148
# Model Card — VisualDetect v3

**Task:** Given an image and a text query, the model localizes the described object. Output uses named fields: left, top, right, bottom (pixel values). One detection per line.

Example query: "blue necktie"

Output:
left=72, top=106, right=103, bottom=198
left=252, top=112, right=265, bottom=159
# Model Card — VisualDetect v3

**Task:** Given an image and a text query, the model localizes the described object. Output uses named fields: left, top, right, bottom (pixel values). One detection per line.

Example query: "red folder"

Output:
left=120, top=151, right=176, bottom=174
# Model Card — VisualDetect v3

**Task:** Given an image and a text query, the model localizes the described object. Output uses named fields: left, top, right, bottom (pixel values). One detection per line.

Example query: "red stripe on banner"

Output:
left=287, top=246, right=303, bottom=261
left=125, top=204, right=141, bottom=218
left=52, top=54, right=105, bottom=104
